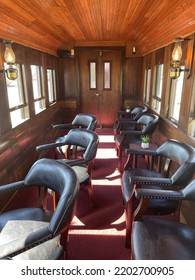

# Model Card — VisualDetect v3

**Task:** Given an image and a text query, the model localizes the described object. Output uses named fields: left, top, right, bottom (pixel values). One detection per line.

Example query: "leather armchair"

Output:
left=113, top=106, right=148, bottom=140
left=36, top=128, right=99, bottom=207
left=131, top=179, right=195, bottom=259
left=0, top=158, right=79, bottom=260
left=121, top=139, right=195, bottom=248
left=115, top=113, right=159, bottom=172
left=53, top=113, right=97, bottom=158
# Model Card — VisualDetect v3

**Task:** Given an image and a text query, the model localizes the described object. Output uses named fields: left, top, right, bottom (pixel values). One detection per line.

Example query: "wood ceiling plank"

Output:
left=0, top=0, right=195, bottom=55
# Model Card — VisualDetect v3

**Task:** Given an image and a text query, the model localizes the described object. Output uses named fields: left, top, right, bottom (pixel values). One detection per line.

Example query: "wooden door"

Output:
left=78, top=48, right=123, bottom=127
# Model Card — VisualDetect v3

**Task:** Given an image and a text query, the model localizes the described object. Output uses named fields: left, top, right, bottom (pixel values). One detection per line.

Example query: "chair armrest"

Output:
left=125, top=147, right=157, bottom=156
left=36, top=142, right=66, bottom=151
left=130, top=176, right=172, bottom=186
left=0, top=181, right=24, bottom=194
left=135, top=188, right=183, bottom=200
left=52, top=123, right=73, bottom=129
left=120, top=130, right=142, bottom=135
left=60, top=158, right=86, bottom=166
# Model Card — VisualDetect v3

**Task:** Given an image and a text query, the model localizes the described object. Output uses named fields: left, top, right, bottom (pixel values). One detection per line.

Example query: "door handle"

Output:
left=95, top=91, right=102, bottom=96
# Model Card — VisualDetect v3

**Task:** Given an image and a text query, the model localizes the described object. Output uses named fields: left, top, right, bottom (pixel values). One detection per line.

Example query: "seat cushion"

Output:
left=0, top=208, right=63, bottom=260
left=71, top=165, right=89, bottom=184
left=0, top=208, right=52, bottom=230
left=122, top=169, right=179, bottom=214
left=132, top=217, right=195, bottom=260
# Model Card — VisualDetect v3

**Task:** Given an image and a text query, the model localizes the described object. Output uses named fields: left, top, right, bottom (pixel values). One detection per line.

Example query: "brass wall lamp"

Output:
left=0, top=40, right=18, bottom=80
left=170, top=37, right=193, bottom=79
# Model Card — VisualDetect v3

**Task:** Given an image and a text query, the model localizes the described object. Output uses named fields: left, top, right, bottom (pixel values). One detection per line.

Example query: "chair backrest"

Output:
left=156, top=139, right=195, bottom=185
left=131, top=106, right=148, bottom=121
left=24, top=158, right=79, bottom=234
left=62, top=128, right=99, bottom=163
left=137, top=113, right=159, bottom=135
left=72, top=113, right=97, bottom=131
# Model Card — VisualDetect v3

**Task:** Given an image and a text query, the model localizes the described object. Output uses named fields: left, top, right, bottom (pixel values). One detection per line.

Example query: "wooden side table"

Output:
left=124, top=142, right=158, bottom=170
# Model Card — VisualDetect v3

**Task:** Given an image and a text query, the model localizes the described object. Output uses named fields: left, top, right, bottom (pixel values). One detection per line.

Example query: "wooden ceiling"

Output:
left=0, top=0, right=195, bottom=56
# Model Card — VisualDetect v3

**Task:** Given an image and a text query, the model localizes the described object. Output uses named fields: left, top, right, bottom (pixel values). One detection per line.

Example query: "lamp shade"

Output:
left=172, top=41, right=182, bottom=61
left=4, top=43, right=16, bottom=64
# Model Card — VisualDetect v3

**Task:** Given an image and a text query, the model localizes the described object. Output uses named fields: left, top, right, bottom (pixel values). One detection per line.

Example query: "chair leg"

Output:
left=61, top=229, right=69, bottom=260
left=87, top=180, right=98, bottom=208
left=125, top=195, right=135, bottom=249
left=125, top=200, right=134, bottom=249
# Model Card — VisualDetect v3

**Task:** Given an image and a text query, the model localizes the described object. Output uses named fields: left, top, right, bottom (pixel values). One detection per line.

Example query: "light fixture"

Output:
left=132, top=46, right=136, bottom=54
left=4, top=41, right=16, bottom=64
left=170, top=37, right=191, bottom=79
left=0, top=40, right=18, bottom=80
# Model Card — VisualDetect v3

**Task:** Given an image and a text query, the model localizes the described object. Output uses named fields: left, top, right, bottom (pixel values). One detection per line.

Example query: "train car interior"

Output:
left=0, top=0, right=195, bottom=260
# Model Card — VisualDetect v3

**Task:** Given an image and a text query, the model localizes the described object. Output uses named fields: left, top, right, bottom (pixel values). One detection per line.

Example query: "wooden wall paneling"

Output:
left=155, top=47, right=165, bottom=64
left=0, top=43, right=12, bottom=135
left=149, top=52, right=156, bottom=108
left=160, top=45, right=172, bottom=117
left=12, top=43, right=25, bottom=63
left=0, top=103, right=62, bottom=211
left=41, top=53, right=49, bottom=107
left=58, top=58, right=77, bottom=100
left=123, top=57, right=143, bottom=103
left=58, top=57, right=78, bottom=121
left=141, top=55, right=147, bottom=102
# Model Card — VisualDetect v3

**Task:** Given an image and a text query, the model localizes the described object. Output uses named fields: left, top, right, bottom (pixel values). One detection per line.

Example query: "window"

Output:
left=31, top=65, right=45, bottom=114
left=152, top=64, right=163, bottom=112
left=168, top=67, right=184, bottom=123
left=144, top=68, right=151, bottom=104
left=5, top=64, right=29, bottom=128
left=103, top=61, right=111, bottom=89
left=89, top=61, right=97, bottom=89
left=47, top=69, right=56, bottom=104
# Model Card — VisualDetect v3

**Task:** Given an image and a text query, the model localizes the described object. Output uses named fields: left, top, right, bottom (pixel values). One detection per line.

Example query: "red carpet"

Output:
left=68, top=128, right=130, bottom=260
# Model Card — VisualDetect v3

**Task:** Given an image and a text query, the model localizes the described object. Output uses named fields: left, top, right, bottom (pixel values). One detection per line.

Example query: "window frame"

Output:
left=144, top=67, right=152, bottom=104
left=30, top=64, right=45, bottom=114
left=152, top=63, right=164, bottom=113
left=103, top=61, right=112, bottom=90
left=47, top=68, right=57, bottom=104
left=89, top=61, right=97, bottom=90
left=5, top=63, right=29, bottom=128
left=168, top=67, right=185, bottom=124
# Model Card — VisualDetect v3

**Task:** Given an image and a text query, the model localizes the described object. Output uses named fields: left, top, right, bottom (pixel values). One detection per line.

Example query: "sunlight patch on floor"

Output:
left=70, top=228, right=125, bottom=236
left=98, top=135, right=114, bottom=143
left=92, top=179, right=120, bottom=186
left=96, top=148, right=117, bottom=158
left=70, top=213, right=126, bottom=236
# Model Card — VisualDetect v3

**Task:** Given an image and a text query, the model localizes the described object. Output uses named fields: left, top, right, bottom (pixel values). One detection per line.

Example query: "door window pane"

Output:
left=104, top=62, right=111, bottom=89
left=89, top=62, right=97, bottom=89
